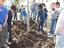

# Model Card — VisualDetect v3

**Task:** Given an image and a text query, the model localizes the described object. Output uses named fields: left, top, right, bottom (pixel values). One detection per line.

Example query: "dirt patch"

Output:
left=9, top=19, right=55, bottom=48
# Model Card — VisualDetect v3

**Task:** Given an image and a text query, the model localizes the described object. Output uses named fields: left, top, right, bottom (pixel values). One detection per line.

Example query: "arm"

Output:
left=37, top=10, right=40, bottom=21
left=55, top=10, right=60, bottom=19
left=2, top=14, right=8, bottom=27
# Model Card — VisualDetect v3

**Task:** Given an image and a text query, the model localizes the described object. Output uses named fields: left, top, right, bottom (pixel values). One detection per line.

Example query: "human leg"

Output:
left=55, top=34, right=64, bottom=48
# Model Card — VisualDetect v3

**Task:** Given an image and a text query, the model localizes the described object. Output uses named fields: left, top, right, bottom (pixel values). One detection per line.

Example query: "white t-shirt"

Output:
left=56, top=7, right=64, bottom=13
left=55, top=10, right=64, bottom=36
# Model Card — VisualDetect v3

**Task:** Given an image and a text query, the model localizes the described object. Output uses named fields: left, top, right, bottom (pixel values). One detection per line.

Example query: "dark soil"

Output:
left=9, top=19, right=55, bottom=48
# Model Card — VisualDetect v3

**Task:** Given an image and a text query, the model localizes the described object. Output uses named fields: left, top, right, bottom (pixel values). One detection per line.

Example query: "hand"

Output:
left=36, top=20, right=38, bottom=23
left=11, top=28, right=13, bottom=31
left=2, top=22, right=6, bottom=28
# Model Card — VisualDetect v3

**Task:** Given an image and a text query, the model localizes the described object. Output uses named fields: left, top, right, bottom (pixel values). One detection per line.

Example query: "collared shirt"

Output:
left=55, top=10, right=64, bottom=36
left=0, top=6, right=8, bottom=24
left=51, top=9, right=60, bottom=19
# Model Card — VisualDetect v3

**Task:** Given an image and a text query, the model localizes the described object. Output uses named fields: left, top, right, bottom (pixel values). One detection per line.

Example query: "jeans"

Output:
left=14, top=15, right=17, bottom=21
left=31, top=10, right=36, bottom=19
left=8, top=26, right=12, bottom=42
left=55, top=34, right=64, bottom=48
left=14, top=12, right=17, bottom=21
left=24, top=16, right=27, bottom=25
left=20, top=12, right=23, bottom=20
left=50, top=19, right=57, bottom=35
left=0, top=26, right=8, bottom=48
left=38, top=21, right=44, bottom=32
left=44, top=18, right=47, bottom=26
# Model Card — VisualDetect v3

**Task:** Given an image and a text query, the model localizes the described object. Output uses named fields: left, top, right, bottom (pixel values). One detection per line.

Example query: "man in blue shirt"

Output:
left=30, top=0, right=37, bottom=20
left=22, top=8, right=27, bottom=25
left=0, top=0, right=8, bottom=48
left=7, top=5, right=16, bottom=44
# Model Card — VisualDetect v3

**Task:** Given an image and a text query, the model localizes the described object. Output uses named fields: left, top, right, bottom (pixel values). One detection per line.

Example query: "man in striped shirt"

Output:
left=55, top=10, right=64, bottom=48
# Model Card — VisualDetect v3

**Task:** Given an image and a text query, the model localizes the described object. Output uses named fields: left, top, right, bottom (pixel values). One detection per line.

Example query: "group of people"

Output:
left=0, top=0, right=64, bottom=48
left=30, top=0, right=64, bottom=48
left=35, top=2, right=64, bottom=48
left=19, top=5, right=27, bottom=25
left=0, top=0, right=17, bottom=48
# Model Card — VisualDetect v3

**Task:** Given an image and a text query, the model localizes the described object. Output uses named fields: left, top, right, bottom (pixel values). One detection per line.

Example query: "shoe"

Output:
left=39, top=32, right=43, bottom=35
left=48, top=34, right=53, bottom=38
left=36, top=32, right=39, bottom=34
left=4, top=42, right=8, bottom=45
left=2, top=46, right=7, bottom=48
left=3, top=42, right=8, bottom=48
left=47, top=32, right=50, bottom=35
left=8, top=42, right=12, bottom=45
left=54, top=39, right=56, bottom=43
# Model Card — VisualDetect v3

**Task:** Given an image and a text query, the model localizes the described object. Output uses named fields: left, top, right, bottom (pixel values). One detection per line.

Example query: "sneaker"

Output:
left=39, top=32, right=43, bottom=35
left=36, top=31, right=42, bottom=35
left=36, top=32, right=39, bottom=35
left=47, top=32, right=50, bottom=36
left=48, top=34, right=53, bottom=38
left=8, top=42, right=12, bottom=45
left=54, top=39, right=56, bottom=43
left=2, top=46, right=7, bottom=48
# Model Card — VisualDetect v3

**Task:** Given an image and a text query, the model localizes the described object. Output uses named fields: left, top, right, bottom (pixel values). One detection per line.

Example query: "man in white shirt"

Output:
left=55, top=10, right=64, bottom=48
left=54, top=2, right=64, bottom=34
left=56, top=2, right=64, bottom=13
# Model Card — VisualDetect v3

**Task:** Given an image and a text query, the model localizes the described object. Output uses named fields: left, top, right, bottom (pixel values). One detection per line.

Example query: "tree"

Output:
left=14, top=0, right=19, bottom=5
left=21, top=0, right=25, bottom=2
left=13, top=0, right=25, bottom=5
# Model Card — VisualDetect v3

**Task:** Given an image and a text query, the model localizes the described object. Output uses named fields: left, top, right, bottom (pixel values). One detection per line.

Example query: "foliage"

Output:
left=13, top=0, right=25, bottom=5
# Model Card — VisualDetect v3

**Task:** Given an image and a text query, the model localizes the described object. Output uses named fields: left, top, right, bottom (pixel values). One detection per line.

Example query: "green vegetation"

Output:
left=13, top=0, right=25, bottom=5
left=14, top=0, right=19, bottom=5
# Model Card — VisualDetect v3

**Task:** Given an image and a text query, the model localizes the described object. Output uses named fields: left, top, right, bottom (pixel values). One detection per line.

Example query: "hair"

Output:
left=51, top=3, right=56, bottom=6
left=51, top=2, right=56, bottom=4
left=56, top=2, right=60, bottom=5
left=38, top=4, right=43, bottom=9
left=21, top=5, right=23, bottom=6
left=23, top=8, right=25, bottom=10
left=44, top=8, right=48, bottom=12
left=42, top=3, right=46, bottom=7
left=2, top=0, right=5, bottom=1
left=11, top=5, right=16, bottom=12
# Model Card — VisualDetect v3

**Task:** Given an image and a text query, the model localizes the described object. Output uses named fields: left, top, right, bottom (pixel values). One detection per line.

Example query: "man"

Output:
left=48, top=3, right=60, bottom=37
left=56, top=2, right=64, bottom=13
left=55, top=10, right=64, bottom=48
left=0, top=0, right=8, bottom=48
left=30, top=0, right=36, bottom=20
left=7, top=5, right=16, bottom=43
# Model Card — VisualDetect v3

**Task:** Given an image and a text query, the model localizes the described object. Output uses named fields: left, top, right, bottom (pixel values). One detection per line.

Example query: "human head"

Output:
left=33, top=0, right=35, bottom=3
left=23, top=8, right=25, bottom=10
left=21, top=5, right=23, bottom=7
left=42, top=3, right=46, bottom=7
left=50, top=3, right=56, bottom=10
left=0, top=0, right=5, bottom=6
left=10, top=5, right=16, bottom=13
left=56, top=2, right=60, bottom=8
left=38, top=4, right=42, bottom=9
left=21, top=5, right=24, bottom=9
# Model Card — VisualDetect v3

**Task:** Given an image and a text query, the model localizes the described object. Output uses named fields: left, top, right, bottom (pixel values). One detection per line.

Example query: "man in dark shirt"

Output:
left=7, top=5, right=16, bottom=43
